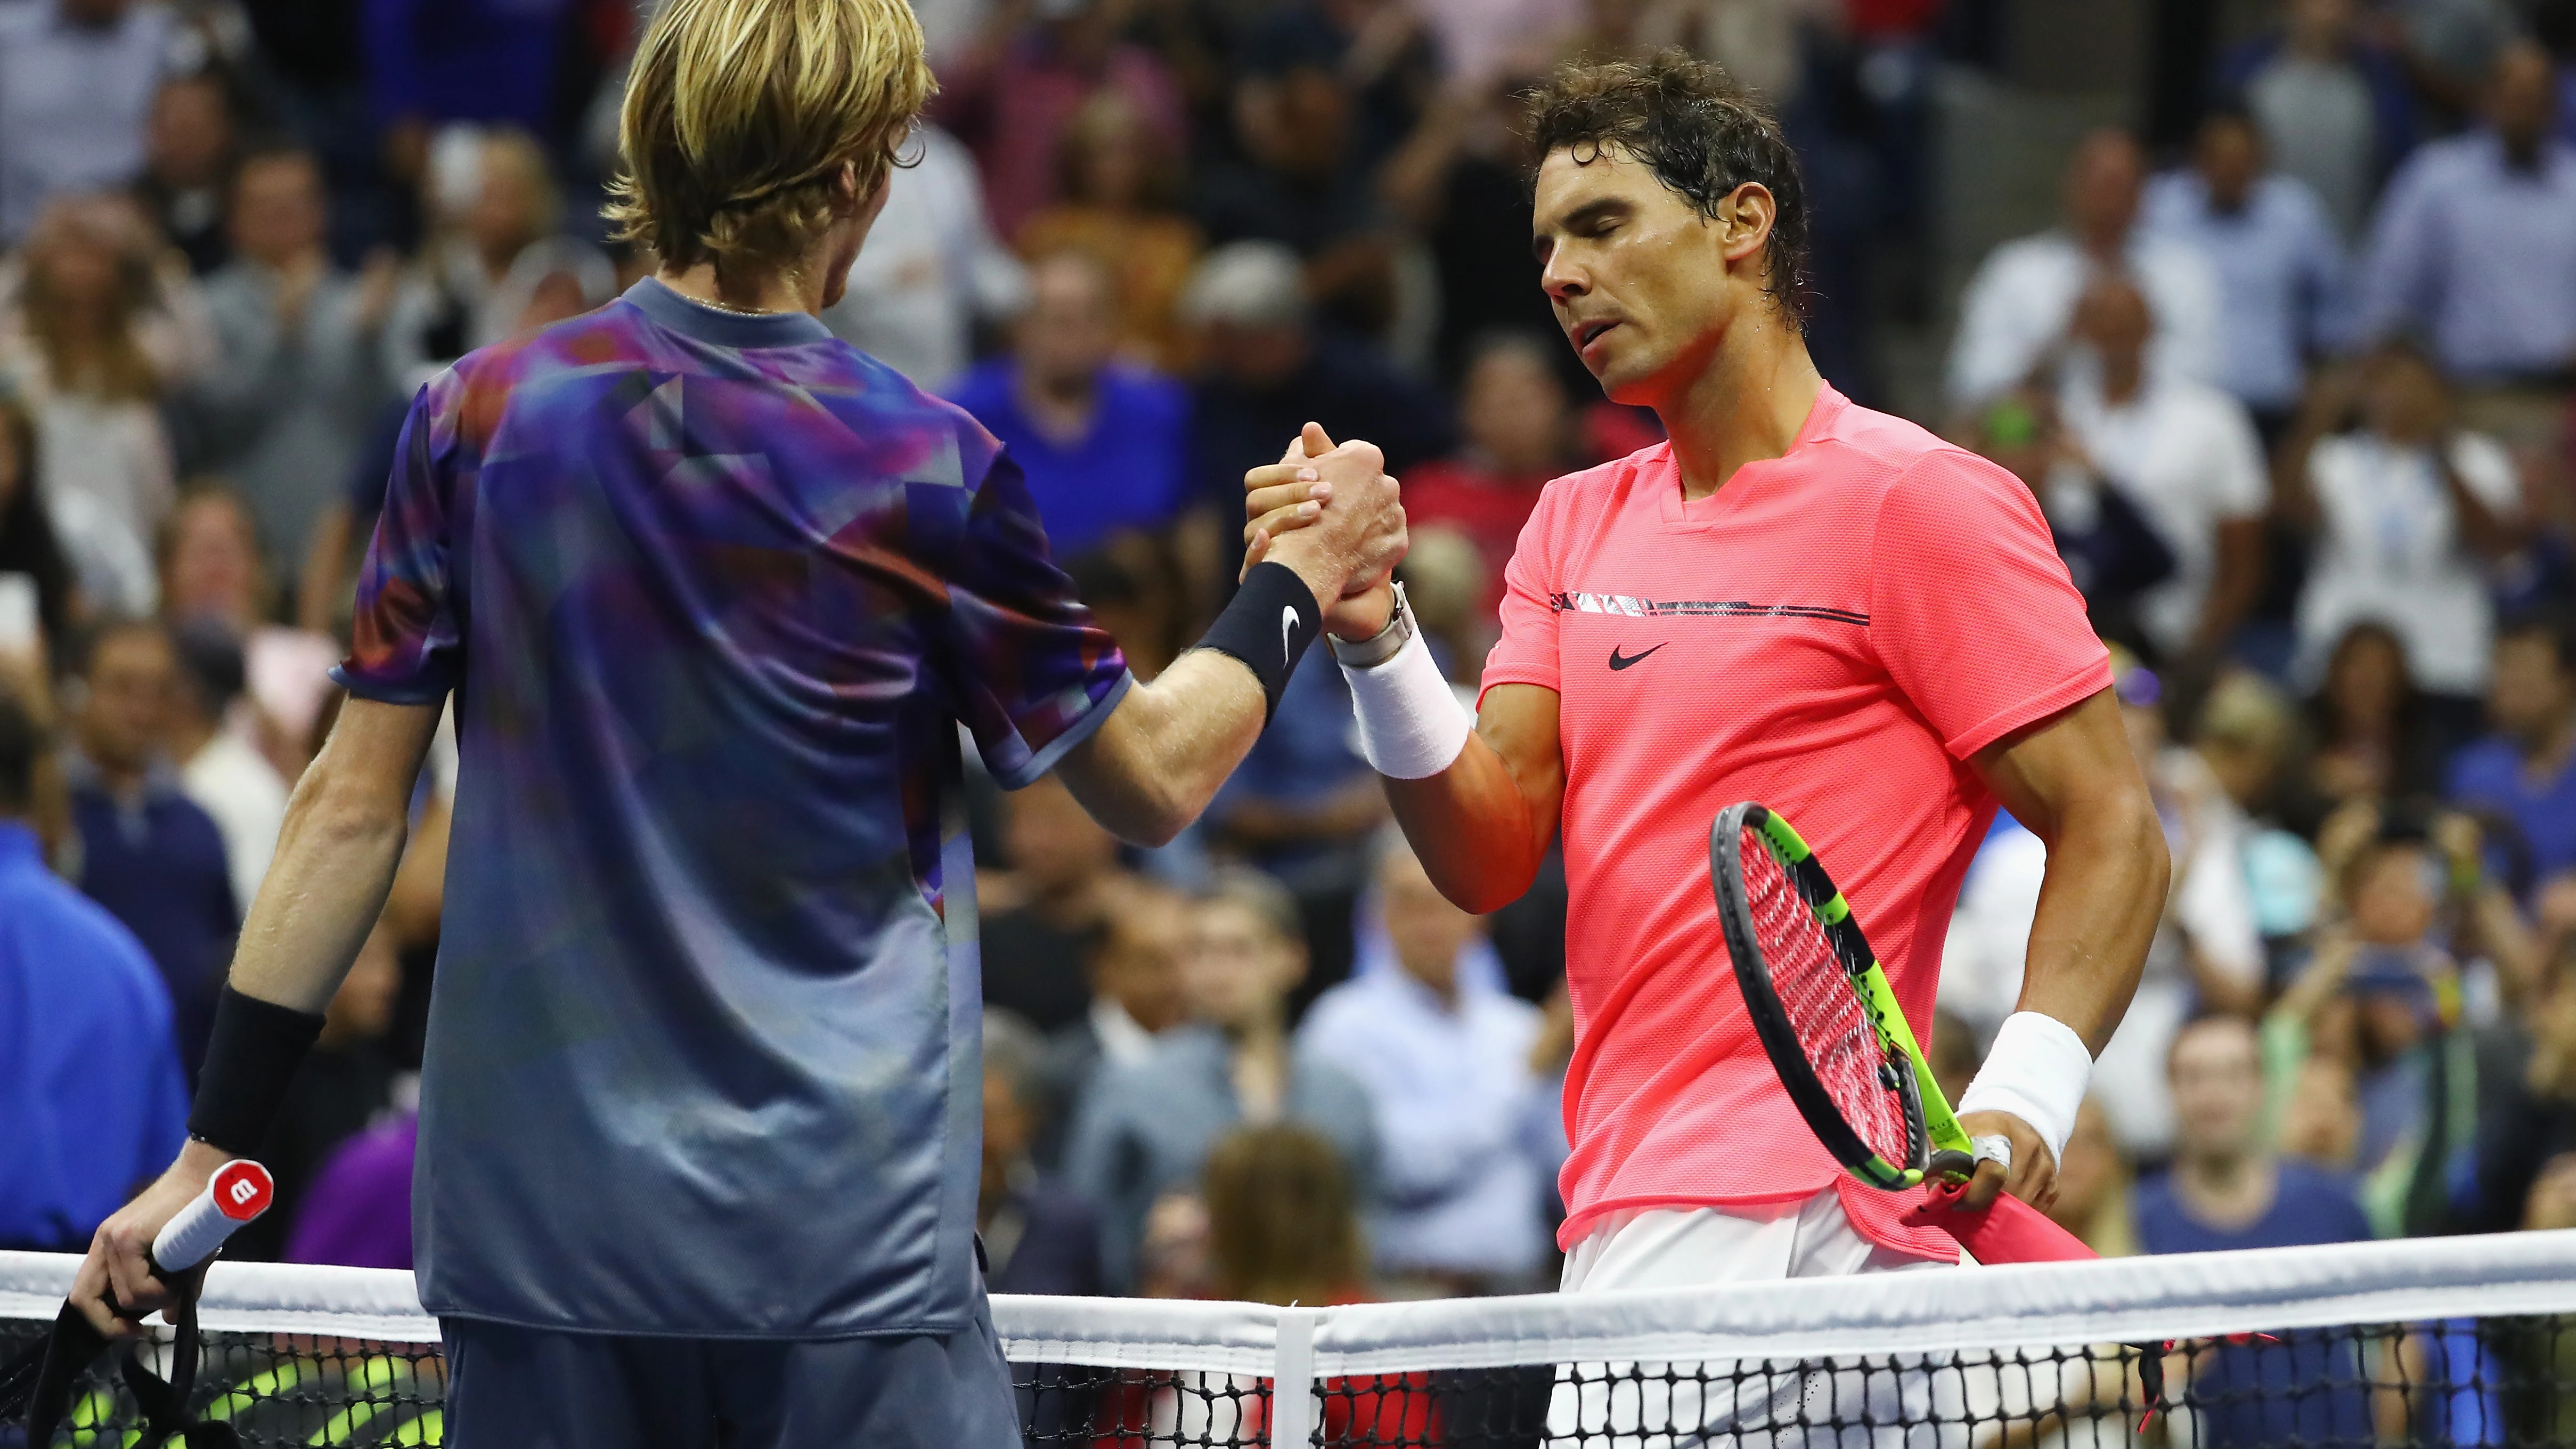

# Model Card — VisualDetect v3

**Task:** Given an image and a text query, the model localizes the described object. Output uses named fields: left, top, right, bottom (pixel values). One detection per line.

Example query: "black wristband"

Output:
left=1194, top=561, right=1324, bottom=722
left=186, top=986, right=327, bottom=1156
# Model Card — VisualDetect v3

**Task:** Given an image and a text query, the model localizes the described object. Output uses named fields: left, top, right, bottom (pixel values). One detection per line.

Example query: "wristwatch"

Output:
left=1326, top=582, right=1416, bottom=669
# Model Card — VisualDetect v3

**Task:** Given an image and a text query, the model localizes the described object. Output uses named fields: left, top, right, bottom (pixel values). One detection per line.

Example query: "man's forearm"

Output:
left=227, top=700, right=439, bottom=1010
left=1061, top=648, right=1268, bottom=846
left=2018, top=789, right=2166, bottom=1052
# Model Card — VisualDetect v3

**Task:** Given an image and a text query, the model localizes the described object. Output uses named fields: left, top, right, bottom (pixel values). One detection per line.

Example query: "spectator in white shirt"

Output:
left=1948, top=129, right=2223, bottom=410
left=2141, top=108, right=2357, bottom=430
left=0, top=0, right=175, bottom=245
left=166, top=615, right=284, bottom=909
left=2056, top=275, right=2270, bottom=669
left=2277, top=338, right=2526, bottom=705
left=1298, top=833, right=1550, bottom=1292
left=820, top=123, right=1026, bottom=390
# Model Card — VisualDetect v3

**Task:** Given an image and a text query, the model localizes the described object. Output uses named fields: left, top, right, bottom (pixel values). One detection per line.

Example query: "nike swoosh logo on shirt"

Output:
left=1282, top=606, right=1301, bottom=665
left=1608, top=644, right=1667, bottom=671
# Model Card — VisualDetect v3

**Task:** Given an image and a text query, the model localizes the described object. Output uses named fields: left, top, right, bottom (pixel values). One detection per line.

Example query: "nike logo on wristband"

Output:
left=1608, top=643, right=1666, bottom=670
left=1282, top=606, right=1301, bottom=664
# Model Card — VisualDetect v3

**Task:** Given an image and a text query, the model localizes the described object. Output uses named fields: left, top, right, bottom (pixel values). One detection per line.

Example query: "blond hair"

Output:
left=605, top=0, right=932, bottom=287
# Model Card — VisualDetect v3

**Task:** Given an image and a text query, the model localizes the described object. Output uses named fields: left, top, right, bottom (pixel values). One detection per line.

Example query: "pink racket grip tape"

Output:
left=151, top=1160, right=275, bottom=1274
left=1900, top=1177, right=2098, bottom=1264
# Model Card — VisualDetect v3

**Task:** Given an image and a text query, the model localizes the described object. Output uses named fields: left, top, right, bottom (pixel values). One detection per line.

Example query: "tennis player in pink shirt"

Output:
left=1244, top=53, right=2170, bottom=1308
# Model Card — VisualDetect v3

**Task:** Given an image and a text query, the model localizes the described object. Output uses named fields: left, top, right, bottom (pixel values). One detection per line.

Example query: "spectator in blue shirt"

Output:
left=2137, top=1013, right=2374, bottom=1447
left=2360, top=43, right=2576, bottom=389
left=2142, top=108, right=2356, bottom=430
left=948, top=250, right=1192, bottom=562
left=2448, top=614, right=2576, bottom=886
left=66, top=619, right=239, bottom=1076
left=0, top=682, right=189, bottom=1252
left=1299, top=833, right=1550, bottom=1293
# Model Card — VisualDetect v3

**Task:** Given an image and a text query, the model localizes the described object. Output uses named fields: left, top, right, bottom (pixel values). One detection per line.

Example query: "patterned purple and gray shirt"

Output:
left=335, top=278, right=1131, bottom=1336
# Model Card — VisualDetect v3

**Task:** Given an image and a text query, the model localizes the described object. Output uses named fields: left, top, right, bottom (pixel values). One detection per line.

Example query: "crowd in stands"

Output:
left=0, top=0, right=2574, bottom=1389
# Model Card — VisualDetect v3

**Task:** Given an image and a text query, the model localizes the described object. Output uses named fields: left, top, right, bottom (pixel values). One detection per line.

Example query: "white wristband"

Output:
left=1339, top=623, right=1474, bottom=779
left=1955, top=1011, right=2092, bottom=1167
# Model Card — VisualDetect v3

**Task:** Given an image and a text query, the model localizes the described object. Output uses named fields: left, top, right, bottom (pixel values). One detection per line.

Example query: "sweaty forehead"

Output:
left=1533, top=145, right=1681, bottom=226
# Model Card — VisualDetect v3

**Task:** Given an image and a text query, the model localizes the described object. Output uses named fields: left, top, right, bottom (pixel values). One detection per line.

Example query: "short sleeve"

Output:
left=1477, top=484, right=1561, bottom=705
left=1869, top=451, right=2112, bottom=758
left=2449, top=433, right=2523, bottom=513
left=935, top=448, right=1133, bottom=788
left=333, top=379, right=464, bottom=705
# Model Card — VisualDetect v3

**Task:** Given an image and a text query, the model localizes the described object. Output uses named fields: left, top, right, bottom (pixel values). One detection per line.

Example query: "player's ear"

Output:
left=1717, top=182, right=1776, bottom=266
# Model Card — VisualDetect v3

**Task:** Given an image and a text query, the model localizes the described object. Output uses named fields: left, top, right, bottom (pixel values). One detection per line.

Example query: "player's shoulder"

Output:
left=1813, top=395, right=2021, bottom=498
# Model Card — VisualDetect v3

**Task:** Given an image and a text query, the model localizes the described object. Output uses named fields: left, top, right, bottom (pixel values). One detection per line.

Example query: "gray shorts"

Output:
left=438, top=1285, right=1020, bottom=1448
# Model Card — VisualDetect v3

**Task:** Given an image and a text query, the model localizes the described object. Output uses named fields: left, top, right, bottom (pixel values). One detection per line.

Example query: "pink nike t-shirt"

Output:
left=1481, top=386, right=2110, bottom=1260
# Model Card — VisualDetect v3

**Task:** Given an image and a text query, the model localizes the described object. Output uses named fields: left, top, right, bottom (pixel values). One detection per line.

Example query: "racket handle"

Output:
left=1901, top=1176, right=2098, bottom=1263
left=150, top=1160, right=275, bottom=1275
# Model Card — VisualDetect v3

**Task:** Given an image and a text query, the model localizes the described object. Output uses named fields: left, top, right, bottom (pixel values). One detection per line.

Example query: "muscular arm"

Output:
left=1970, top=687, right=2168, bottom=1053
left=1385, top=683, right=1563, bottom=914
left=75, top=697, right=440, bottom=1331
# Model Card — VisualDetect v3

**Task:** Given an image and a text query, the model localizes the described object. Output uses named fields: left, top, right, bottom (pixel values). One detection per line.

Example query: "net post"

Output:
left=1271, top=1305, right=1318, bottom=1447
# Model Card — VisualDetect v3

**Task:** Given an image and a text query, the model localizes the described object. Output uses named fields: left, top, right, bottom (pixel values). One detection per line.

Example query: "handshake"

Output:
left=1236, top=421, right=1409, bottom=642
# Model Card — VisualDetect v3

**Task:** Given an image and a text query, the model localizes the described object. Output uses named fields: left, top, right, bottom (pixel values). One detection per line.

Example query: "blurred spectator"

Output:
left=2137, top=1015, right=2374, bottom=1443
left=1065, top=540, right=1191, bottom=685
left=0, top=194, right=183, bottom=616
left=1947, top=130, right=2221, bottom=410
left=1194, top=60, right=1398, bottom=339
left=381, top=127, right=611, bottom=393
left=821, top=122, right=1026, bottom=390
left=2360, top=43, right=2576, bottom=429
left=2277, top=342, right=2525, bottom=709
left=1181, top=241, right=1449, bottom=595
left=0, top=0, right=177, bottom=246
left=2140, top=108, right=2356, bottom=430
left=1202, top=1121, right=1368, bottom=1306
left=2193, top=671, right=2329, bottom=955
left=1039, top=882, right=1191, bottom=1163
left=229, top=922, right=401, bottom=1261
left=2054, top=275, right=2268, bottom=670
left=1403, top=332, right=1581, bottom=617
left=936, top=0, right=1189, bottom=243
left=1394, top=525, right=1491, bottom=685
left=64, top=617, right=236, bottom=1073
left=980, top=1011, right=1106, bottom=1296
left=1015, top=93, right=1205, bottom=371
left=2459, top=958, right=2576, bottom=1234
left=131, top=72, right=237, bottom=276
left=2305, top=621, right=2445, bottom=808
left=167, top=616, right=284, bottom=909
left=2218, top=0, right=2417, bottom=241
left=1208, top=644, right=1383, bottom=888
left=1962, top=386, right=2175, bottom=656
left=1299, top=833, right=1550, bottom=1293
left=1065, top=870, right=1377, bottom=1292
left=157, top=485, right=343, bottom=780
left=2266, top=814, right=2479, bottom=1236
left=2448, top=614, right=2576, bottom=883
left=362, top=0, right=571, bottom=163
left=0, top=680, right=186, bottom=1253
left=187, top=148, right=397, bottom=572
left=981, top=771, right=1135, bottom=1035
left=0, top=395, right=79, bottom=658
left=2047, top=1097, right=2139, bottom=1258
left=950, top=250, right=1192, bottom=560
left=286, top=1104, right=416, bottom=1269
left=1378, top=79, right=1564, bottom=389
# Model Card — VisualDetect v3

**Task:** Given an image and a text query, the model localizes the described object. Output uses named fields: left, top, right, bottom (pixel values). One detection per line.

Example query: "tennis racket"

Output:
left=1710, top=801, right=2089, bottom=1263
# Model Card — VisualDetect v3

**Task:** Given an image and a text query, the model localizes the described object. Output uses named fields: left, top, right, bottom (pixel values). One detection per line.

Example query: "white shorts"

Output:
left=1547, top=1187, right=1954, bottom=1449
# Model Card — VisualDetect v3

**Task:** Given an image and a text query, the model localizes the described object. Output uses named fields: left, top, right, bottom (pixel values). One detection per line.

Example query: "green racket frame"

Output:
left=1713, top=801, right=1977, bottom=1191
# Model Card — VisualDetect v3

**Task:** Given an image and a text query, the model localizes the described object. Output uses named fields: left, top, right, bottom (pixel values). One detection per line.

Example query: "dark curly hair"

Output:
left=1525, top=51, right=1813, bottom=330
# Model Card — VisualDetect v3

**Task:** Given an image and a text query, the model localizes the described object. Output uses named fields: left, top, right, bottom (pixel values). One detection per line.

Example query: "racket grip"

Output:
left=1901, top=1177, right=2098, bottom=1264
left=150, top=1160, right=275, bottom=1275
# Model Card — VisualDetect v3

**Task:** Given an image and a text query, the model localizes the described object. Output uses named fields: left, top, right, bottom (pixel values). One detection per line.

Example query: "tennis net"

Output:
left=9, top=1231, right=2576, bottom=1446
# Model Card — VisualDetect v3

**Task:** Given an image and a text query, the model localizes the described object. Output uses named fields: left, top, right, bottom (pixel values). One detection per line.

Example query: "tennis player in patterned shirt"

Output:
left=69, top=2, right=1403, bottom=1444
left=1252, top=56, right=2170, bottom=1309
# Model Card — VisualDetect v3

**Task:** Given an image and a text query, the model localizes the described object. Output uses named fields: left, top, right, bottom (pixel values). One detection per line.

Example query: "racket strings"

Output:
left=1739, top=832, right=1913, bottom=1168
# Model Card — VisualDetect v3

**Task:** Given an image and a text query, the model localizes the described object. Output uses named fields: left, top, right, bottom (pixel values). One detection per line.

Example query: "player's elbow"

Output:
left=283, top=752, right=412, bottom=850
left=2074, top=770, right=2170, bottom=918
